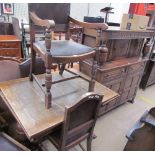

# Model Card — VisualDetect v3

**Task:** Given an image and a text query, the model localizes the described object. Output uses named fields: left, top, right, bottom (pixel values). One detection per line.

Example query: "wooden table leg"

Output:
left=88, top=58, right=97, bottom=92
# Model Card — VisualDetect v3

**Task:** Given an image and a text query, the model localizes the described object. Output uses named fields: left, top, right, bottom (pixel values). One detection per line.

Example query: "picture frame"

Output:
left=2, top=3, right=14, bottom=15
left=0, top=16, right=5, bottom=22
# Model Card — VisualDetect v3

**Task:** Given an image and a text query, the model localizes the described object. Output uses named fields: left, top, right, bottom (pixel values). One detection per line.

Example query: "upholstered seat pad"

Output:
left=34, top=40, right=95, bottom=57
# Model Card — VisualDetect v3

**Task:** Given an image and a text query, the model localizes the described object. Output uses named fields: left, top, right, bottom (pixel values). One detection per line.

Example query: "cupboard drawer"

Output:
left=99, top=98, right=118, bottom=116
left=0, top=48, right=21, bottom=57
left=100, top=67, right=126, bottom=83
left=0, top=42, right=20, bottom=48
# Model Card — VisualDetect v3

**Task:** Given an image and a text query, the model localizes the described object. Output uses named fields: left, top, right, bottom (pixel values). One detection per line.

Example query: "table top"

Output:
left=0, top=70, right=118, bottom=140
left=0, top=35, right=20, bottom=42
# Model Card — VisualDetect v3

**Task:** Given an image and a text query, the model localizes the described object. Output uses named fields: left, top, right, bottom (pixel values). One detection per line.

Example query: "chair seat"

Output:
left=33, top=40, right=95, bottom=63
left=124, top=124, right=155, bottom=151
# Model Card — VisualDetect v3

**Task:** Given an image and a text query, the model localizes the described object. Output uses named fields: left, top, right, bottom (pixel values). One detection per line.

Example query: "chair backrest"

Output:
left=12, top=17, right=21, bottom=40
left=61, top=92, right=103, bottom=149
left=0, top=57, right=21, bottom=82
left=19, top=57, right=46, bottom=78
left=28, top=3, right=70, bottom=32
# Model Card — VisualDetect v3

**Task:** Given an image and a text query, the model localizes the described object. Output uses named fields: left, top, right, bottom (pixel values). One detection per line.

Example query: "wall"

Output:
left=0, top=3, right=28, bottom=23
left=0, top=3, right=130, bottom=24
left=70, top=3, right=130, bottom=23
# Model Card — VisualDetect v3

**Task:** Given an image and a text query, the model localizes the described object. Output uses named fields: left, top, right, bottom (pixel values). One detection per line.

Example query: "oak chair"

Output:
left=0, top=56, right=46, bottom=82
left=0, top=56, right=21, bottom=82
left=47, top=92, right=103, bottom=151
left=28, top=3, right=108, bottom=109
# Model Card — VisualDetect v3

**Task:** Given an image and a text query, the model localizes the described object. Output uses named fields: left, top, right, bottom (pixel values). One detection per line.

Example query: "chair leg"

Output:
left=79, top=143, right=85, bottom=151
left=59, top=64, right=66, bottom=75
left=87, top=136, right=92, bottom=151
left=29, top=49, right=36, bottom=81
left=45, top=67, right=52, bottom=109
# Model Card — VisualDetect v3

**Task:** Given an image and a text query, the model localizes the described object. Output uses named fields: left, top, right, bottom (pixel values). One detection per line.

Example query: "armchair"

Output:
left=28, top=3, right=108, bottom=109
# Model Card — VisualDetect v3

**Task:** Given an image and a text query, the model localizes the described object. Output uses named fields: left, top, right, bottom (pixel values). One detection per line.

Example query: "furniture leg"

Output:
left=87, top=136, right=92, bottom=151
left=59, top=63, right=66, bottom=75
left=128, top=98, right=135, bottom=104
left=89, top=59, right=97, bottom=92
left=79, top=143, right=85, bottom=151
left=45, top=67, right=52, bottom=109
left=29, top=49, right=36, bottom=81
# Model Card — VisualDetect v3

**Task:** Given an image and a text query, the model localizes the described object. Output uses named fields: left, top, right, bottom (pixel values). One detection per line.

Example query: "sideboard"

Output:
left=80, top=27, right=155, bottom=115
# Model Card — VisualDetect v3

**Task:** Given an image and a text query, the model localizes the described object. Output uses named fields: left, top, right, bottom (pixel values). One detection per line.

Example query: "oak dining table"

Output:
left=0, top=69, right=119, bottom=141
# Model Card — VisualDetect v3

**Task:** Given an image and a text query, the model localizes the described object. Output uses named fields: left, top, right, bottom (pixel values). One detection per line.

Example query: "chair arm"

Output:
left=69, top=16, right=108, bottom=30
left=29, top=11, right=55, bottom=29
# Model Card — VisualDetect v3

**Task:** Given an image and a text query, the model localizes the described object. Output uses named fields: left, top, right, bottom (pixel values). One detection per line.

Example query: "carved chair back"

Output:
left=60, top=92, right=103, bottom=150
left=28, top=3, right=71, bottom=42
left=0, top=57, right=21, bottom=82
left=0, top=57, right=21, bottom=114
left=12, top=17, right=21, bottom=40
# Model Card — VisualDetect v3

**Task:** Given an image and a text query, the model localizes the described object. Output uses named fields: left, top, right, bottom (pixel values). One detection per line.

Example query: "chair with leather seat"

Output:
left=28, top=3, right=108, bottom=108
left=47, top=92, right=103, bottom=151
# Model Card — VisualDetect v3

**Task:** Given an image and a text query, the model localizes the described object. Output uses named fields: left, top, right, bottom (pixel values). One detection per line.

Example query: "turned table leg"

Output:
left=89, top=58, right=97, bottom=92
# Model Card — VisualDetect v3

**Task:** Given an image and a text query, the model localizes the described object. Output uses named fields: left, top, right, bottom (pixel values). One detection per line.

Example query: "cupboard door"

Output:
left=120, top=74, right=142, bottom=104
left=128, top=62, right=145, bottom=75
